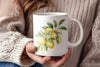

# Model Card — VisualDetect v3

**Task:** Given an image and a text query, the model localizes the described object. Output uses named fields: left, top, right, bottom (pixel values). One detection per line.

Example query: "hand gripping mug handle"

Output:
left=68, top=19, right=83, bottom=47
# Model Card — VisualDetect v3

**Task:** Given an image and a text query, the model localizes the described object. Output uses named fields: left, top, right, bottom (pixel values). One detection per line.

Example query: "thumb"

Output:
left=26, top=42, right=36, bottom=53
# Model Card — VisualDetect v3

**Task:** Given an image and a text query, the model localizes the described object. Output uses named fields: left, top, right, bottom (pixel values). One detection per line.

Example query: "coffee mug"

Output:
left=33, top=12, right=83, bottom=56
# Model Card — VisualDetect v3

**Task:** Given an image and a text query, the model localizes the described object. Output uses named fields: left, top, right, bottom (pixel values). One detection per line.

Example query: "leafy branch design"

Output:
left=36, top=19, right=67, bottom=51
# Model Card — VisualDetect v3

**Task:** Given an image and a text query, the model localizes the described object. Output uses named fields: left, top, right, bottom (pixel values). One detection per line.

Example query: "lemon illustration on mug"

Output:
left=36, top=19, right=67, bottom=51
left=37, top=37, right=45, bottom=46
left=46, top=39, right=55, bottom=48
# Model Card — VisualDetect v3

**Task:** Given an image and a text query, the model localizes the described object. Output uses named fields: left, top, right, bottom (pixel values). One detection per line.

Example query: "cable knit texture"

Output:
left=0, top=31, right=34, bottom=66
left=80, top=1, right=100, bottom=67
left=0, top=0, right=100, bottom=67
left=0, top=0, right=35, bottom=66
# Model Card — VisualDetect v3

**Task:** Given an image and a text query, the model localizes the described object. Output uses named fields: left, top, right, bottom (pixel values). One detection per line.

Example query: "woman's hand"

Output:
left=46, top=48, right=72, bottom=67
left=24, top=41, right=72, bottom=66
left=25, top=41, right=51, bottom=64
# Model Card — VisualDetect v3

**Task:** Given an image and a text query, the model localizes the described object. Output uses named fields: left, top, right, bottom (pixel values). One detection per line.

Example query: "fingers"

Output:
left=26, top=42, right=72, bottom=66
left=28, top=53, right=51, bottom=64
left=47, top=59, right=56, bottom=65
left=48, top=48, right=72, bottom=67
left=68, top=48, right=72, bottom=56
left=57, top=48, right=72, bottom=65
left=47, top=54, right=69, bottom=67
left=55, top=48, right=72, bottom=67
left=54, top=55, right=69, bottom=67
left=26, top=42, right=51, bottom=64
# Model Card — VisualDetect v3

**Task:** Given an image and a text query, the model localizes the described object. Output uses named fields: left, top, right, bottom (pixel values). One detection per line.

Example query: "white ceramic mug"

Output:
left=33, top=12, right=83, bottom=56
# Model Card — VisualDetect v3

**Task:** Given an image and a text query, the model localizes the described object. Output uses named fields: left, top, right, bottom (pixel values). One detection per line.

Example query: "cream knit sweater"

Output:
left=0, top=0, right=100, bottom=67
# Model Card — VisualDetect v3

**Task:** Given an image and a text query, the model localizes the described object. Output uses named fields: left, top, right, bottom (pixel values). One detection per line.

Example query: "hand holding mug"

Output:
left=24, top=41, right=51, bottom=64
left=47, top=48, right=72, bottom=67
left=24, top=41, right=72, bottom=66
left=33, top=12, right=83, bottom=56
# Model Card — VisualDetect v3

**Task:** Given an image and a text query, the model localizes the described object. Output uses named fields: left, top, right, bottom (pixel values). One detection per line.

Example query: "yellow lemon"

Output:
left=46, top=39, right=55, bottom=48
left=51, top=32, right=57, bottom=39
left=45, top=28, right=54, bottom=34
left=37, top=37, right=45, bottom=45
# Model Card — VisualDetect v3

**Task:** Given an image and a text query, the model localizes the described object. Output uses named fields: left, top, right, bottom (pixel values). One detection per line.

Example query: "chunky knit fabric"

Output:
left=0, top=0, right=100, bottom=67
left=0, top=31, right=34, bottom=66
left=80, top=1, right=100, bottom=67
left=0, top=0, right=34, bottom=66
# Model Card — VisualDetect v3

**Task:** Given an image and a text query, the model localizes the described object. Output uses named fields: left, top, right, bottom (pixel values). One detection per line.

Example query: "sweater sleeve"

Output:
left=0, top=0, right=35, bottom=66
left=0, top=16, right=35, bottom=66
left=0, top=31, right=34, bottom=66
left=80, top=1, right=100, bottom=67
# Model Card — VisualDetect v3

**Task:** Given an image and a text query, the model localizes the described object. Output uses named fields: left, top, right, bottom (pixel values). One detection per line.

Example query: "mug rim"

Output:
left=33, top=12, right=68, bottom=17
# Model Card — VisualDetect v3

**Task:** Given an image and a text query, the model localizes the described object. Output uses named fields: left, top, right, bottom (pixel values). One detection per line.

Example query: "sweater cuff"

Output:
left=9, top=37, right=35, bottom=66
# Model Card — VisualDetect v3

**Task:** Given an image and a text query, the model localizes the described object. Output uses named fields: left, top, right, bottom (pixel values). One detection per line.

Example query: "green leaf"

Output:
left=50, top=37, right=55, bottom=40
left=49, top=38, right=53, bottom=43
left=42, top=26, right=48, bottom=29
left=36, top=46, right=40, bottom=51
left=59, top=19, right=65, bottom=25
left=47, top=22, right=53, bottom=28
left=44, top=44, right=48, bottom=51
left=54, top=20, right=57, bottom=28
left=56, top=36, right=59, bottom=44
left=60, top=26, right=67, bottom=30
left=54, top=31, right=60, bottom=34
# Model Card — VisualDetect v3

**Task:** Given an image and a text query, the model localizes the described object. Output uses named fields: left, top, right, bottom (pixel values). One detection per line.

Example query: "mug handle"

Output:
left=68, top=19, right=83, bottom=47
